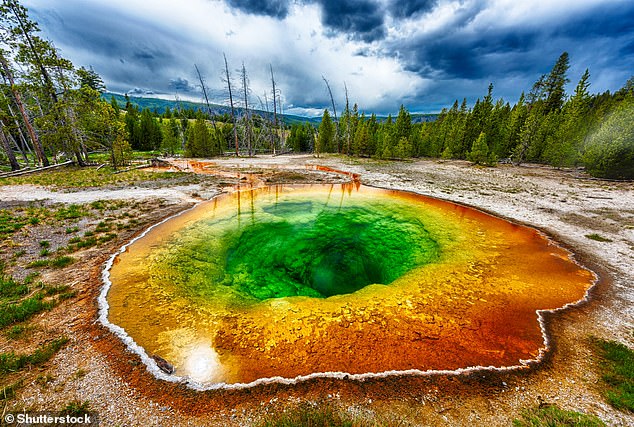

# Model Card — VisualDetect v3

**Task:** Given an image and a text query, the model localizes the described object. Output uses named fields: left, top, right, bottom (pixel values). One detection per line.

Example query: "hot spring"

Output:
left=102, top=183, right=595, bottom=387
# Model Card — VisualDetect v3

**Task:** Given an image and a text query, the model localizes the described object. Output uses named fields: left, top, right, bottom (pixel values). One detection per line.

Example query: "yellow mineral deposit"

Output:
left=105, top=184, right=595, bottom=386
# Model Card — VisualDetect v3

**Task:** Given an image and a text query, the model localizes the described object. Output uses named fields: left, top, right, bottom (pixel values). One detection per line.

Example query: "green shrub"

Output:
left=584, top=98, right=634, bottom=179
left=594, top=337, right=634, bottom=412
left=0, top=296, right=55, bottom=328
left=0, top=338, right=68, bottom=376
left=513, top=404, right=605, bottom=426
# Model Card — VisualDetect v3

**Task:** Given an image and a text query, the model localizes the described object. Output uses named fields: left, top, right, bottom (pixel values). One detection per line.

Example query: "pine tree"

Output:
left=77, top=66, right=106, bottom=92
left=468, top=132, right=495, bottom=166
left=394, top=105, right=412, bottom=142
left=317, top=109, right=334, bottom=155
left=185, top=117, right=217, bottom=157
left=544, top=52, right=570, bottom=114
left=353, top=116, right=370, bottom=156
left=544, top=69, right=591, bottom=167
left=109, top=95, right=120, bottom=117
left=139, top=108, right=162, bottom=151
left=161, top=117, right=181, bottom=155
left=502, top=93, right=527, bottom=159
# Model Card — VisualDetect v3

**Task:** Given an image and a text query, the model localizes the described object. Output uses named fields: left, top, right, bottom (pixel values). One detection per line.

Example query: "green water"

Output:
left=152, top=191, right=440, bottom=303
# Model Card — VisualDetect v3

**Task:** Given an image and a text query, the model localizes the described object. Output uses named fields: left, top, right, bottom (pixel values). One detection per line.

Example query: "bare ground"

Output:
left=0, top=155, right=632, bottom=426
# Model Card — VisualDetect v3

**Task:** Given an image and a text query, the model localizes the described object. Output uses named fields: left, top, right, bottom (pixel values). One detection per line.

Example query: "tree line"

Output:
left=0, top=0, right=131, bottom=168
left=0, top=0, right=287, bottom=171
left=307, top=52, right=633, bottom=179
left=1, top=0, right=632, bottom=179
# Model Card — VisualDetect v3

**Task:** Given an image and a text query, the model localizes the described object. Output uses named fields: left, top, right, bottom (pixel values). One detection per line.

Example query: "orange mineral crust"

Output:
left=104, top=184, right=595, bottom=386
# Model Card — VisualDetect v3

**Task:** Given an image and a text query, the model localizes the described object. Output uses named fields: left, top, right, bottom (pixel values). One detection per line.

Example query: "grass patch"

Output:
left=12, top=249, right=26, bottom=259
left=593, top=337, right=634, bottom=412
left=0, top=165, right=199, bottom=189
left=54, top=204, right=88, bottom=220
left=97, top=233, right=117, bottom=244
left=0, top=380, right=22, bottom=401
left=259, top=403, right=354, bottom=427
left=0, top=295, right=56, bottom=328
left=27, top=259, right=50, bottom=268
left=585, top=233, right=613, bottom=242
left=65, top=226, right=79, bottom=234
left=513, top=404, right=605, bottom=426
left=27, top=255, right=75, bottom=269
left=50, top=256, right=75, bottom=268
left=256, top=402, right=400, bottom=427
left=0, top=210, right=29, bottom=238
left=60, top=400, right=91, bottom=417
left=72, top=236, right=97, bottom=249
left=0, top=269, right=74, bottom=328
left=0, top=273, right=29, bottom=301
left=4, top=325, right=36, bottom=340
left=0, top=337, right=69, bottom=376
left=94, top=221, right=111, bottom=232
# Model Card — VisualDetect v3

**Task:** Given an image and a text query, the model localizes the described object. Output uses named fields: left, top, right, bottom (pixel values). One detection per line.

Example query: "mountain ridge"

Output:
left=103, top=92, right=438, bottom=125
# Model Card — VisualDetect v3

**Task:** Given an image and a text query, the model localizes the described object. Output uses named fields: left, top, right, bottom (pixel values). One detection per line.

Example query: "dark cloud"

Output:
left=27, top=1, right=207, bottom=97
left=551, top=3, right=634, bottom=39
left=24, top=0, right=634, bottom=115
left=388, top=0, right=437, bottom=19
left=225, top=0, right=290, bottom=19
left=402, top=29, right=540, bottom=80
left=128, top=88, right=156, bottom=95
left=317, top=0, right=386, bottom=42
left=380, top=0, right=634, bottom=113
left=169, top=77, right=195, bottom=92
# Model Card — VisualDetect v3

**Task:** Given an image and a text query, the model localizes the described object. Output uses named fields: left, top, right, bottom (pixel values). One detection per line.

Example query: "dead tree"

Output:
left=173, top=94, right=186, bottom=150
left=270, top=65, right=278, bottom=155
left=240, top=62, right=252, bottom=156
left=0, top=89, right=31, bottom=163
left=343, top=82, right=351, bottom=155
left=322, top=76, right=339, bottom=152
left=0, top=119, right=20, bottom=170
left=223, top=53, right=239, bottom=156
left=0, top=53, right=48, bottom=166
left=194, top=63, right=217, bottom=130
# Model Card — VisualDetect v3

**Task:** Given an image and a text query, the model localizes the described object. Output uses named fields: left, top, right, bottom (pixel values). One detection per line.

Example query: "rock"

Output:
left=151, top=355, right=174, bottom=375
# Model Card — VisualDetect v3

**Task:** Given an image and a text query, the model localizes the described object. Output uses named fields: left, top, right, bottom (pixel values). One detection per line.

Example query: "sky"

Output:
left=23, top=0, right=634, bottom=116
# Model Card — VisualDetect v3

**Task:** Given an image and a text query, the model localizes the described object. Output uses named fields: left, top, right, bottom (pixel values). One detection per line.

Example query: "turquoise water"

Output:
left=154, top=192, right=440, bottom=303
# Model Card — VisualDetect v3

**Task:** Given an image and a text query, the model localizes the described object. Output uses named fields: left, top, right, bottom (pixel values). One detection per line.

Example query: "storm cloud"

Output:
left=388, top=0, right=437, bottom=19
left=318, top=0, right=386, bottom=42
left=23, top=0, right=634, bottom=115
left=226, top=0, right=290, bottom=19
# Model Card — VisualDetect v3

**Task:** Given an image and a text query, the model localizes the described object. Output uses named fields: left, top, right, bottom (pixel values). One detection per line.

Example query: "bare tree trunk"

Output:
left=194, top=64, right=217, bottom=130
left=278, top=92, right=285, bottom=150
left=322, top=76, right=339, bottom=152
left=66, top=105, right=86, bottom=166
left=261, top=92, right=273, bottom=155
left=344, top=82, right=351, bottom=155
left=0, top=54, right=49, bottom=166
left=0, top=91, right=31, bottom=163
left=0, top=120, right=21, bottom=170
left=4, top=119, right=29, bottom=164
left=223, top=53, right=239, bottom=156
left=270, top=65, right=278, bottom=155
left=241, top=63, right=252, bottom=156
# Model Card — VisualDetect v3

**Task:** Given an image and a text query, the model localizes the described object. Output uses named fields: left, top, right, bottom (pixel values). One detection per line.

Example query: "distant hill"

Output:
left=103, top=93, right=437, bottom=125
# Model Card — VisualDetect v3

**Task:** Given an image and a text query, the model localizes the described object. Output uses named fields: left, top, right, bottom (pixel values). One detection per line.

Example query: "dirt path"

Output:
left=0, top=184, right=204, bottom=204
left=1, top=155, right=632, bottom=426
